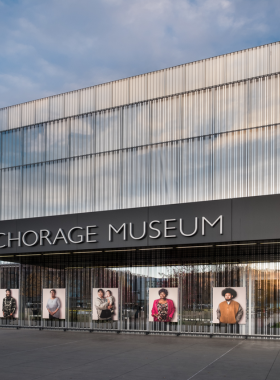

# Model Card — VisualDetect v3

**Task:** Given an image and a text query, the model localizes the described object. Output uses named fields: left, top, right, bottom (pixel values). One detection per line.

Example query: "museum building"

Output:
left=1, top=42, right=280, bottom=337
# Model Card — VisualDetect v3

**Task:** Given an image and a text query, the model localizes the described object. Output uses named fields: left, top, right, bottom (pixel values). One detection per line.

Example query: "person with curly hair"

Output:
left=151, top=288, right=175, bottom=322
left=216, top=287, right=243, bottom=324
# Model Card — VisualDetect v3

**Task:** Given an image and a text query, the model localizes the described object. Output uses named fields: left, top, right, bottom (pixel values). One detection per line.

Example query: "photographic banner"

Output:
left=213, top=287, right=246, bottom=324
left=43, top=288, right=66, bottom=319
left=149, top=288, right=178, bottom=322
left=92, top=288, right=118, bottom=321
left=0, top=289, right=19, bottom=318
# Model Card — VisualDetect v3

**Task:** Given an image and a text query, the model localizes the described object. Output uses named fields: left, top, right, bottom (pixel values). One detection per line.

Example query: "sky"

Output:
left=0, top=0, right=279, bottom=108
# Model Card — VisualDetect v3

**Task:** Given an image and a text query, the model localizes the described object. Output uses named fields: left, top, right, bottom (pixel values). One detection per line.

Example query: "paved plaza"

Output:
left=0, top=329, right=279, bottom=379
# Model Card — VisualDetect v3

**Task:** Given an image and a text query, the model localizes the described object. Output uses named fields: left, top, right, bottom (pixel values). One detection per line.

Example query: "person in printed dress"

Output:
left=151, top=288, right=175, bottom=322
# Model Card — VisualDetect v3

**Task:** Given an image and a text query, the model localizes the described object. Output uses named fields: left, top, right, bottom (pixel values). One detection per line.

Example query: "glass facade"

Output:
left=1, top=42, right=280, bottom=129
left=0, top=76, right=280, bottom=219
left=0, top=42, right=280, bottom=338
left=1, top=245, right=280, bottom=337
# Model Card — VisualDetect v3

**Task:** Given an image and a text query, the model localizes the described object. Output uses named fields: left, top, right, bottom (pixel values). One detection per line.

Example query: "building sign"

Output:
left=0, top=215, right=223, bottom=249
left=0, top=193, right=279, bottom=255
left=0, top=199, right=230, bottom=254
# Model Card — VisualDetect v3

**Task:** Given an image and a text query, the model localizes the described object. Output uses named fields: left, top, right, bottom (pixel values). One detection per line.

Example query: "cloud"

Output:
left=0, top=0, right=279, bottom=108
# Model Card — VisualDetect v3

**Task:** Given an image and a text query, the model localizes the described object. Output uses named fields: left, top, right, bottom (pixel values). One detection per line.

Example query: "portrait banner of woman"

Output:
left=42, top=288, right=66, bottom=320
left=92, top=288, right=118, bottom=321
left=149, top=288, right=178, bottom=322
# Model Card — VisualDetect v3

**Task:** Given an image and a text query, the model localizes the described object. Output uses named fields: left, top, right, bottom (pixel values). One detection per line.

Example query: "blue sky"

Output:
left=0, top=0, right=279, bottom=108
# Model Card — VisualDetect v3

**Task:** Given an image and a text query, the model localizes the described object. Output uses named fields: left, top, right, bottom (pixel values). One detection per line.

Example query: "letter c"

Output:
left=0, top=233, right=7, bottom=248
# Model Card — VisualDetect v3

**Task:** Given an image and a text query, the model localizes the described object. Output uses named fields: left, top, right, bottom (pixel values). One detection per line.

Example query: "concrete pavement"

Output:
left=0, top=329, right=279, bottom=379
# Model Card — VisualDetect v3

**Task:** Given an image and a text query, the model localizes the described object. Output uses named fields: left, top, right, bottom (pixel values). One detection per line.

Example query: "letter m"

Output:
left=202, top=216, right=223, bottom=235
left=109, top=223, right=126, bottom=241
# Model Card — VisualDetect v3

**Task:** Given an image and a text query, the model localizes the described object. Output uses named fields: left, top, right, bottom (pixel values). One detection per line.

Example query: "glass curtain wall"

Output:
left=0, top=75, right=280, bottom=220
left=1, top=42, right=279, bottom=130
left=1, top=246, right=280, bottom=337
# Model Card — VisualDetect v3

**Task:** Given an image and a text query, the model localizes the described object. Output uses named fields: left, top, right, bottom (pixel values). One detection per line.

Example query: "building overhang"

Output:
left=0, top=193, right=279, bottom=258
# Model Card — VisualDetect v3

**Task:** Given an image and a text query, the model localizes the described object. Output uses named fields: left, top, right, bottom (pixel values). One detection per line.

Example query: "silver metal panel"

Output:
left=49, top=94, right=65, bottom=120
left=213, top=131, right=247, bottom=199
left=2, top=129, right=22, bottom=168
left=46, top=119, right=69, bottom=161
left=23, top=125, right=45, bottom=165
left=129, top=74, right=147, bottom=103
left=95, top=108, right=121, bottom=153
left=79, top=86, right=96, bottom=114
left=122, top=103, right=150, bottom=149
left=94, top=151, right=121, bottom=211
left=151, top=97, right=181, bottom=143
left=180, top=137, right=213, bottom=203
left=22, top=163, right=45, bottom=218
left=45, top=159, right=69, bottom=216
left=2, top=72, right=278, bottom=167
left=35, top=98, right=49, bottom=124
left=112, top=78, right=129, bottom=107
left=122, top=146, right=149, bottom=209
left=1, top=42, right=279, bottom=130
left=149, top=142, right=181, bottom=206
left=0, top=43, right=279, bottom=220
left=182, top=89, right=213, bottom=138
left=70, top=114, right=95, bottom=157
left=0, top=108, right=8, bottom=132
left=1, top=167, right=22, bottom=220
left=65, top=90, right=80, bottom=118
left=69, top=155, right=93, bottom=214
left=8, top=105, right=21, bottom=130
left=248, top=125, right=280, bottom=197
left=21, top=101, right=35, bottom=128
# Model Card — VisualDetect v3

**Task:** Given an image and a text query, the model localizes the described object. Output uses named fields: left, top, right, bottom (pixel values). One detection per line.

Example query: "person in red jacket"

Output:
left=151, top=288, right=175, bottom=322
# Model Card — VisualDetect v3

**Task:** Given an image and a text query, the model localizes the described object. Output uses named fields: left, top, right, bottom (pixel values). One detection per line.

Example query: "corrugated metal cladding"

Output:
left=0, top=42, right=280, bottom=220
left=0, top=42, right=280, bottom=129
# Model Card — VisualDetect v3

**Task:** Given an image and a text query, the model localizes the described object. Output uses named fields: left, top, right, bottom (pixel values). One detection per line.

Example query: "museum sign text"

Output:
left=0, top=216, right=223, bottom=249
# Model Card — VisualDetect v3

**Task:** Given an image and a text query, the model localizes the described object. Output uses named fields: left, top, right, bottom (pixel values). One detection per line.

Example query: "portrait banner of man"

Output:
left=149, top=288, right=178, bottom=322
left=92, top=288, right=119, bottom=321
left=0, top=289, right=19, bottom=319
left=42, top=288, right=66, bottom=320
left=213, top=287, right=246, bottom=324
